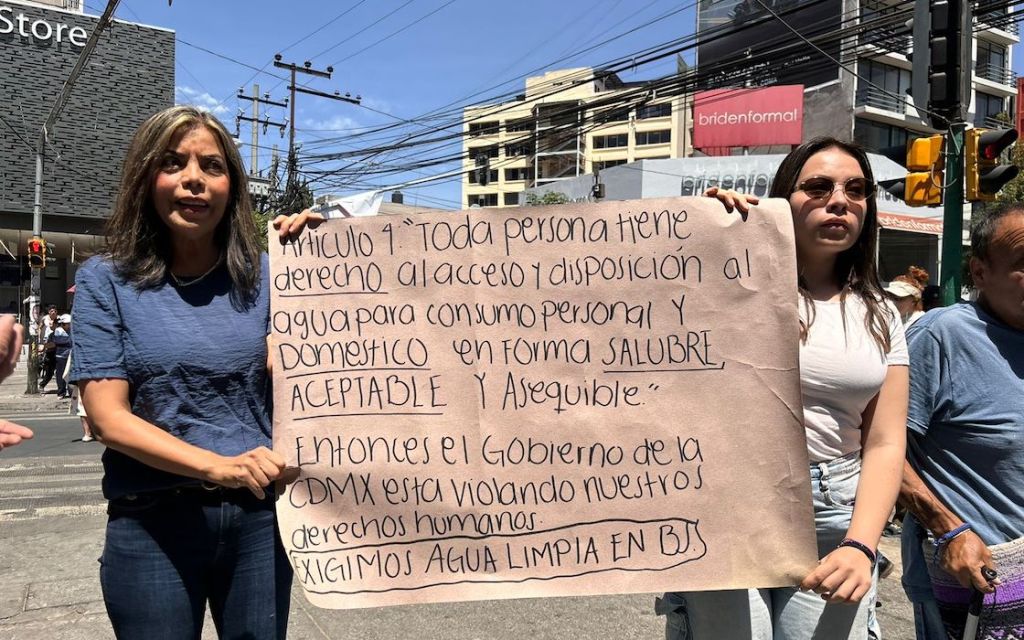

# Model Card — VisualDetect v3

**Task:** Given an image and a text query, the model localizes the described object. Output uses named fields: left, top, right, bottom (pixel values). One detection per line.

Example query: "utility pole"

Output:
left=235, top=84, right=287, bottom=177
left=271, top=55, right=361, bottom=191
left=26, top=0, right=119, bottom=394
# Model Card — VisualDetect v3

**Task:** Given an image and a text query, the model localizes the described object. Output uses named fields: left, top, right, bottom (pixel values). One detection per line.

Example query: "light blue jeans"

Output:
left=659, top=452, right=876, bottom=640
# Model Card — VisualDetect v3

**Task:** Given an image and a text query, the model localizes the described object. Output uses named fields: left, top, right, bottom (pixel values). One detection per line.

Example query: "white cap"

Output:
left=883, top=281, right=921, bottom=299
left=58, top=314, right=71, bottom=323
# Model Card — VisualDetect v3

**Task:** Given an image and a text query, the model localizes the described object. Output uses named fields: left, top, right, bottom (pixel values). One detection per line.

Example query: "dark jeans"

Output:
left=55, top=354, right=69, bottom=396
left=100, top=487, right=293, bottom=640
left=38, top=350, right=56, bottom=388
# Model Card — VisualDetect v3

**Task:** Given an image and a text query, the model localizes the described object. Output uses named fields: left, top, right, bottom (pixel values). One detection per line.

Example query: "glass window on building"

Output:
left=468, top=194, right=498, bottom=207
left=468, top=145, right=499, bottom=160
left=594, top=107, right=630, bottom=123
left=976, top=41, right=1011, bottom=85
left=593, top=133, right=628, bottom=149
left=506, top=118, right=533, bottom=132
left=636, top=129, right=671, bottom=145
left=975, top=91, right=1006, bottom=127
left=853, top=119, right=908, bottom=152
left=468, top=121, right=499, bottom=136
left=503, top=193, right=520, bottom=206
left=468, top=169, right=499, bottom=185
left=505, top=142, right=533, bottom=157
left=593, top=159, right=627, bottom=172
left=636, top=103, right=672, bottom=119
left=504, top=167, right=533, bottom=182
left=856, top=59, right=910, bottom=113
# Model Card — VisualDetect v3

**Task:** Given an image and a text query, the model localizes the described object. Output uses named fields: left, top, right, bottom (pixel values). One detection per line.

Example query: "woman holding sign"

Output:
left=661, top=137, right=909, bottom=639
left=69, top=106, right=321, bottom=639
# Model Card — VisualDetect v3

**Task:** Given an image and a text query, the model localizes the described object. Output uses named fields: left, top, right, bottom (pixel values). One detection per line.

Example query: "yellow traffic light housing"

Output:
left=966, top=127, right=1019, bottom=202
left=26, top=237, right=46, bottom=270
left=905, top=135, right=944, bottom=206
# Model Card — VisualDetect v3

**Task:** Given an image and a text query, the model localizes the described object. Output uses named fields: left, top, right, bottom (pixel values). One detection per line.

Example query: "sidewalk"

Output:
left=0, top=448, right=917, bottom=640
left=0, top=359, right=72, bottom=415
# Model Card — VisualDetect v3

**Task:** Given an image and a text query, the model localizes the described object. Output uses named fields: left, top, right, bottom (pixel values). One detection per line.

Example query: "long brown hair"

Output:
left=770, top=137, right=894, bottom=353
left=105, top=106, right=262, bottom=306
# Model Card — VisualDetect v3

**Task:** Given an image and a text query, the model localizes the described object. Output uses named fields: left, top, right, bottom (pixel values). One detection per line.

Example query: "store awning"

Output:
left=878, top=211, right=943, bottom=235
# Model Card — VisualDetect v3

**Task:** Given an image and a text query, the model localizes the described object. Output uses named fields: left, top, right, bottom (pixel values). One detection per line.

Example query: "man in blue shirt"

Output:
left=899, top=203, right=1024, bottom=639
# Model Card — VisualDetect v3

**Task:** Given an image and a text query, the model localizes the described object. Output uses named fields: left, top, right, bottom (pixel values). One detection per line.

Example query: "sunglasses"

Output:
left=795, top=176, right=875, bottom=201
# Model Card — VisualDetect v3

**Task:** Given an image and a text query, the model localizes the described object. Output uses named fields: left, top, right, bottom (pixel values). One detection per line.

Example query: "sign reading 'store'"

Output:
left=269, top=197, right=818, bottom=609
left=0, top=5, right=87, bottom=47
left=693, top=86, right=804, bottom=150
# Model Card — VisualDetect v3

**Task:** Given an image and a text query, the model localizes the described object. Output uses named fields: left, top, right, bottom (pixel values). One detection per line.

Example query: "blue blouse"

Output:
left=69, top=254, right=272, bottom=499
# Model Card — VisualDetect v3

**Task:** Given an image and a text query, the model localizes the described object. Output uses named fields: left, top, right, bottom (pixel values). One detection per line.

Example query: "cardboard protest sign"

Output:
left=270, top=197, right=817, bottom=609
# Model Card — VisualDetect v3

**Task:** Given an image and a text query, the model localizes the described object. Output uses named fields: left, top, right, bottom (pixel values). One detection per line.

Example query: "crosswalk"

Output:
left=0, top=455, right=106, bottom=522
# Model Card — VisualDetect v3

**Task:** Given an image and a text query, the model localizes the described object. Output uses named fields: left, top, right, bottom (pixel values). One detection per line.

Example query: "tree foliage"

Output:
left=525, top=191, right=570, bottom=206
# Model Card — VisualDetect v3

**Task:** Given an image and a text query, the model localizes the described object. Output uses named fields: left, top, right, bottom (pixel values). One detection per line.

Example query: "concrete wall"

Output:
left=0, top=1, right=174, bottom=230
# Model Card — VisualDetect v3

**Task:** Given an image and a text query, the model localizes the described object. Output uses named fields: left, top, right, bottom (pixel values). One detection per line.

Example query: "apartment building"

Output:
left=852, top=1, right=1019, bottom=150
left=462, top=68, right=692, bottom=208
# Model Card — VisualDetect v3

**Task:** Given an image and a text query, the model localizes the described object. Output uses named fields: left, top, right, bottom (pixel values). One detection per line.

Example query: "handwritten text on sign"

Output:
left=270, top=197, right=817, bottom=609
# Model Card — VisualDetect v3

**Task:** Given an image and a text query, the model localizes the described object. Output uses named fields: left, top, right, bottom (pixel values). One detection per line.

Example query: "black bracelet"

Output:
left=838, top=538, right=877, bottom=569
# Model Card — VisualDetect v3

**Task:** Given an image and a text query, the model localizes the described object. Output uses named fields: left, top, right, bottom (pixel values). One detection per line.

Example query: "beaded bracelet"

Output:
left=932, top=522, right=972, bottom=564
left=838, top=538, right=877, bottom=569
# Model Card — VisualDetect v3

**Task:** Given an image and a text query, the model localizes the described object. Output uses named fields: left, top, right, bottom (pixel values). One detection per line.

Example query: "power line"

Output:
left=330, top=0, right=460, bottom=66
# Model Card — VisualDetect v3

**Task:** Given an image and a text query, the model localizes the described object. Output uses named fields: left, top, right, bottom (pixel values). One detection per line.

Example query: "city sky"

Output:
left=97, top=0, right=1021, bottom=209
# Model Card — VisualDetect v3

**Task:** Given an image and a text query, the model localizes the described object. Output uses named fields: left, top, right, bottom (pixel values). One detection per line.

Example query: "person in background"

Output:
left=70, top=105, right=320, bottom=640
left=52, top=314, right=72, bottom=398
left=37, top=305, right=58, bottom=392
left=659, top=137, right=908, bottom=639
left=64, top=353, right=95, bottom=442
left=885, top=266, right=929, bottom=327
left=900, top=203, right=1024, bottom=640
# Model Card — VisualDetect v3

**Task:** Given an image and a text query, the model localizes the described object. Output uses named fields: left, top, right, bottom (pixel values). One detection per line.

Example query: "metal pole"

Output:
left=940, top=122, right=966, bottom=305
left=251, top=83, right=259, bottom=176
left=26, top=0, right=120, bottom=394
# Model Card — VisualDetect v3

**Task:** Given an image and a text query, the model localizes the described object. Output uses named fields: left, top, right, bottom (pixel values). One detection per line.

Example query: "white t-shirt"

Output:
left=799, top=294, right=908, bottom=462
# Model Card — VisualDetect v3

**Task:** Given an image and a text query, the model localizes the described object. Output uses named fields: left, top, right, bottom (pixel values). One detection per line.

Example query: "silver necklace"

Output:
left=170, top=255, right=223, bottom=288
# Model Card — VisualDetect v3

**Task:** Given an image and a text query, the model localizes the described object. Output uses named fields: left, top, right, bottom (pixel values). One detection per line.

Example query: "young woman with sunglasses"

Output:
left=660, top=138, right=909, bottom=639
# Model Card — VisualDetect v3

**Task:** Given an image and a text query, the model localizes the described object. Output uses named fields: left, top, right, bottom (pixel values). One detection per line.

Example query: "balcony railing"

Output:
left=977, top=11, right=1020, bottom=35
left=977, top=115, right=1012, bottom=129
left=855, top=87, right=906, bottom=114
left=976, top=62, right=1016, bottom=86
left=860, top=31, right=911, bottom=55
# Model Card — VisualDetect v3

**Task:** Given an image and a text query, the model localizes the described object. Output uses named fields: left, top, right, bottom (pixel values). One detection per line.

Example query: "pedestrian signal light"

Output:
left=27, top=237, right=46, bottom=269
left=966, top=128, right=1019, bottom=202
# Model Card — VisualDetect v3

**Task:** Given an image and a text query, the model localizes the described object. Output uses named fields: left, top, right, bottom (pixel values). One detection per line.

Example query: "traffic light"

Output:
left=26, top=237, right=46, bottom=269
left=474, top=154, right=490, bottom=187
left=929, top=0, right=966, bottom=128
left=879, top=135, right=945, bottom=207
left=966, top=127, right=1019, bottom=202
left=913, top=0, right=971, bottom=129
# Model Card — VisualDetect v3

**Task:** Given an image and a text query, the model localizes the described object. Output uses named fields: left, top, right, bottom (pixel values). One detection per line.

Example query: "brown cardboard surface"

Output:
left=270, top=196, right=817, bottom=609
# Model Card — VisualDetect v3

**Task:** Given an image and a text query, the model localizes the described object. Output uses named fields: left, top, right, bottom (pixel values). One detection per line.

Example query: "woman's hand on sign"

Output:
left=942, top=530, right=998, bottom=593
left=272, top=209, right=326, bottom=242
left=799, top=546, right=874, bottom=604
left=703, top=186, right=759, bottom=216
left=202, top=446, right=287, bottom=499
